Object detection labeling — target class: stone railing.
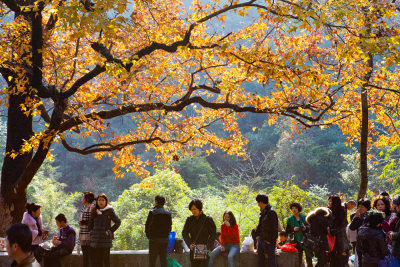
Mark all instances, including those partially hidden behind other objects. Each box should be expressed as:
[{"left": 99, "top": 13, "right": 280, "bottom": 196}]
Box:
[{"left": 0, "top": 250, "right": 299, "bottom": 267}]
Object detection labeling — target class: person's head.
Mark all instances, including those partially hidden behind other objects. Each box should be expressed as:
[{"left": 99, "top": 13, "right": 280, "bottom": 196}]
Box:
[
  {"left": 289, "top": 203, "right": 303, "bottom": 215},
  {"left": 357, "top": 198, "right": 371, "bottom": 214},
  {"left": 96, "top": 193, "right": 109, "bottom": 209},
  {"left": 346, "top": 200, "right": 356, "bottom": 211},
  {"left": 55, "top": 213, "right": 67, "bottom": 228},
  {"left": 392, "top": 195, "right": 400, "bottom": 213},
  {"left": 82, "top": 191, "right": 95, "bottom": 205},
  {"left": 380, "top": 191, "right": 390, "bottom": 199},
  {"left": 366, "top": 210, "right": 385, "bottom": 228},
  {"left": 328, "top": 195, "right": 343, "bottom": 214},
  {"left": 223, "top": 211, "right": 237, "bottom": 227},
  {"left": 25, "top": 202, "right": 41, "bottom": 218},
  {"left": 188, "top": 199, "right": 203, "bottom": 217},
  {"left": 5, "top": 223, "right": 32, "bottom": 260},
  {"left": 155, "top": 195, "right": 166, "bottom": 207},
  {"left": 372, "top": 195, "right": 391, "bottom": 216},
  {"left": 256, "top": 194, "right": 269, "bottom": 209},
  {"left": 279, "top": 231, "right": 288, "bottom": 242}
]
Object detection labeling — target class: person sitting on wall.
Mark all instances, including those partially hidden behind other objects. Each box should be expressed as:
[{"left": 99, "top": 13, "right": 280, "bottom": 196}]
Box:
[{"left": 43, "top": 214, "right": 76, "bottom": 267}]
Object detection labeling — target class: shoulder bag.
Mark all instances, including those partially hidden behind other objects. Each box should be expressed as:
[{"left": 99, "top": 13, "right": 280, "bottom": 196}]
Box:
[{"left": 193, "top": 216, "right": 208, "bottom": 260}]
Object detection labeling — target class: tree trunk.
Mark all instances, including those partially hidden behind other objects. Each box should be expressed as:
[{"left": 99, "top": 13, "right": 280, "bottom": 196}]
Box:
[
  {"left": 0, "top": 92, "right": 33, "bottom": 236},
  {"left": 358, "top": 54, "right": 373, "bottom": 200}
]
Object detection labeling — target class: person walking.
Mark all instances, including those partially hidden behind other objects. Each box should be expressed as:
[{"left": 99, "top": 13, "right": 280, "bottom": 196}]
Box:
[
  {"left": 21, "top": 202, "right": 47, "bottom": 262},
  {"left": 255, "top": 194, "right": 278, "bottom": 267},
  {"left": 5, "top": 223, "right": 40, "bottom": 267},
  {"left": 286, "top": 202, "right": 312, "bottom": 267},
  {"left": 145, "top": 195, "right": 172, "bottom": 267},
  {"left": 182, "top": 199, "right": 217, "bottom": 267},
  {"left": 89, "top": 193, "right": 121, "bottom": 267},
  {"left": 78, "top": 191, "right": 95, "bottom": 267},
  {"left": 305, "top": 207, "right": 332, "bottom": 267},
  {"left": 208, "top": 211, "right": 240, "bottom": 267}
]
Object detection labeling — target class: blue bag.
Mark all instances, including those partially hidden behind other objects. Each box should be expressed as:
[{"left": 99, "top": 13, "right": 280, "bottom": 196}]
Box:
[
  {"left": 167, "top": 232, "right": 176, "bottom": 253},
  {"left": 388, "top": 257, "right": 400, "bottom": 267}
]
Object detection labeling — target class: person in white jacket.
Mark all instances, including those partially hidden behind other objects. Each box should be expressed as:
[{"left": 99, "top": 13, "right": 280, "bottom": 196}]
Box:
[{"left": 21, "top": 202, "right": 48, "bottom": 261}]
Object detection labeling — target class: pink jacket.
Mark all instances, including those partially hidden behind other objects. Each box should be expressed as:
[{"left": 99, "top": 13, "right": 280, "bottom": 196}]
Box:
[{"left": 21, "top": 212, "right": 43, "bottom": 245}]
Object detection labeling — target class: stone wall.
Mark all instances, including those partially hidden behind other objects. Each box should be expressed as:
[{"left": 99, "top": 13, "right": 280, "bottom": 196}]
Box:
[{"left": 0, "top": 250, "right": 299, "bottom": 267}]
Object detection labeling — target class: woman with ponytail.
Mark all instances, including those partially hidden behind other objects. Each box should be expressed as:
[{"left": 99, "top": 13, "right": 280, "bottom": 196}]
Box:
[{"left": 21, "top": 202, "right": 48, "bottom": 261}]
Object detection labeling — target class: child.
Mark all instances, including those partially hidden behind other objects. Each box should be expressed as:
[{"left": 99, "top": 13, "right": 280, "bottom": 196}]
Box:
[
  {"left": 43, "top": 214, "right": 76, "bottom": 267},
  {"left": 277, "top": 231, "right": 288, "bottom": 249}
]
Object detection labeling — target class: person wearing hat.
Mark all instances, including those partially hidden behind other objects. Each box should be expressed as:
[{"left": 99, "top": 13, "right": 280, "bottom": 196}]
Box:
[{"left": 390, "top": 195, "right": 400, "bottom": 262}]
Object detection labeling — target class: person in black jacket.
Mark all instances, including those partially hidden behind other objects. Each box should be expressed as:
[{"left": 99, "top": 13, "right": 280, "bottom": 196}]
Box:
[
  {"left": 390, "top": 195, "right": 400, "bottom": 262},
  {"left": 145, "top": 195, "right": 172, "bottom": 267},
  {"left": 255, "top": 194, "right": 278, "bottom": 267},
  {"left": 328, "top": 195, "right": 350, "bottom": 267},
  {"left": 182, "top": 199, "right": 217, "bottom": 267},
  {"left": 350, "top": 198, "right": 371, "bottom": 267},
  {"left": 305, "top": 207, "right": 332, "bottom": 267},
  {"left": 357, "top": 210, "right": 389, "bottom": 267}
]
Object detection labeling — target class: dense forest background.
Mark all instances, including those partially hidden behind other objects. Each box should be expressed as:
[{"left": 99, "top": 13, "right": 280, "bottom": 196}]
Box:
[{"left": 0, "top": 109, "right": 398, "bottom": 249}]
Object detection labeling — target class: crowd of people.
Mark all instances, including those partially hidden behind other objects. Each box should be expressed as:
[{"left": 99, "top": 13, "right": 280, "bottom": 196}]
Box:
[{"left": 3, "top": 190, "right": 400, "bottom": 267}]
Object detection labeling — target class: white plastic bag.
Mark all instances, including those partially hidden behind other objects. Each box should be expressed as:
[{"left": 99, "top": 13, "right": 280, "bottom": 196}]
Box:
[
  {"left": 241, "top": 235, "right": 254, "bottom": 252},
  {"left": 346, "top": 224, "right": 357, "bottom": 243}
]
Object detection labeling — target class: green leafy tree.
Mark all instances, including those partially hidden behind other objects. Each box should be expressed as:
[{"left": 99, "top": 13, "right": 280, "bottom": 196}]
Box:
[
  {"left": 27, "top": 160, "right": 80, "bottom": 235},
  {"left": 113, "top": 169, "right": 191, "bottom": 250},
  {"left": 268, "top": 180, "right": 326, "bottom": 228}
]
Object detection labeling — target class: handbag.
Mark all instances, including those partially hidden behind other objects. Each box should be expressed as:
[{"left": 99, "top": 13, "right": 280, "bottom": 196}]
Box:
[
  {"left": 192, "top": 217, "right": 208, "bottom": 260},
  {"left": 327, "top": 234, "right": 336, "bottom": 253},
  {"left": 301, "top": 232, "right": 321, "bottom": 253}
]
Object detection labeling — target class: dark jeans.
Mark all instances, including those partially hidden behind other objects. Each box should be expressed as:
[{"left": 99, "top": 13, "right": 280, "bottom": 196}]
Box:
[
  {"left": 149, "top": 240, "right": 168, "bottom": 267},
  {"left": 314, "top": 250, "right": 328, "bottom": 267},
  {"left": 43, "top": 247, "right": 71, "bottom": 267},
  {"left": 91, "top": 247, "right": 110, "bottom": 267},
  {"left": 296, "top": 245, "right": 313, "bottom": 267},
  {"left": 81, "top": 245, "right": 91, "bottom": 267},
  {"left": 257, "top": 239, "right": 277, "bottom": 267}
]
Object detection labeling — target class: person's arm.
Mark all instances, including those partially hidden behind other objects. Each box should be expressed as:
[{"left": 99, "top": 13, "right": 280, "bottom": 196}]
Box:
[
  {"left": 167, "top": 213, "right": 172, "bottom": 233},
  {"left": 207, "top": 216, "right": 217, "bottom": 249},
  {"left": 182, "top": 217, "right": 192, "bottom": 248},
  {"left": 265, "top": 211, "right": 279, "bottom": 243},
  {"left": 286, "top": 218, "right": 294, "bottom": 234},
  {"left": 144, "top": 211, "right": 153, "bottom": 239},
  {"left": 349, "top": 216, "right": 362, "bottom": 231},
  {"left": 109, "top": 209, "right": 121, "bottom": 233}
]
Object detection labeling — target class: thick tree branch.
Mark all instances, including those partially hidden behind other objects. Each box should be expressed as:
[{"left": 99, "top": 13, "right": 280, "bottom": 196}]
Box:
[
  {"left": 60, "top": 135, "right": 185, "bottom": 154},
  {"left": 1, "top": 0, "right": 21, "bottom": 13}
]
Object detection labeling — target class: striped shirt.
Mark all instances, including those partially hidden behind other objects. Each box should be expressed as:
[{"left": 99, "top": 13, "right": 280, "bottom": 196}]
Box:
[{"left": 79, "top": 204, "right": 93, "bottom": 246}]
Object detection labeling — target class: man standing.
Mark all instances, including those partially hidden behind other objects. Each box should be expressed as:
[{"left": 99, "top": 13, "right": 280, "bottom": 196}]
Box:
[
  {"left": 145, "top": 195, "right": 172, "bottom": 267},
  {"left": 255, "top": 194, "right": 278, "bottom": 267},
  {"left": 5, "top": 223, "right": 40, "bottom": 267}
]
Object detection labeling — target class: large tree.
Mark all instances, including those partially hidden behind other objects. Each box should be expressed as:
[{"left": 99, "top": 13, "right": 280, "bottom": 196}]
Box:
[{"left": 0, "top": 0, "right": 399, "bottom": 233}]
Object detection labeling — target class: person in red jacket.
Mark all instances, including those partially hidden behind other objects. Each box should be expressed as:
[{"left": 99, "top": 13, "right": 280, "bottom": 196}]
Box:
[{"left": 208, "top": 211, "right": 240, "bottom": 267}]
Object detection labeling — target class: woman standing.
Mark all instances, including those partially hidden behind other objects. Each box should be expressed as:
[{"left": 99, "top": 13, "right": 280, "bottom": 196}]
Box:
[
  {"left": 21, "top": 202, "right": 47, "bottom": 261},
  {"left": 372, "top": 196, "right": 392, "bottom": 244},
  {"left": 328, "top": 195, "right": 350, "bottom": 267},
  {"left": 208, "top": 211, "right": 240, "bottom": 267},
  {"left": 78, "top": 191, "right": 95, "bottom": 267},
  {"left": 182, "top": 199, "right": 217, "bottom": 267},
  {"left": 89, "top": 193, "right": 121, "bottom": 267},
  {"left": 305, "top": 207, "right": 332, "bottom": 267},
  {"left": 286, "top": 202, "right": 312, "bottom": 267}
]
